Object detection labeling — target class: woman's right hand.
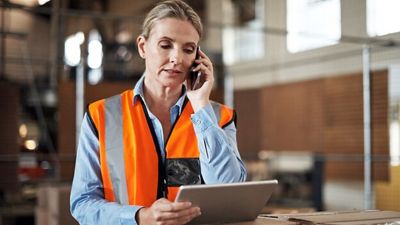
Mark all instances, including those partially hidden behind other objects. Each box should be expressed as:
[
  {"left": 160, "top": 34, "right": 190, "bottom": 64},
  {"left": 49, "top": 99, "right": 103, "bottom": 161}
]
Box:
[
  {"left": 186, "top": 49, "right": 214, "bottom": 113},
  {"left": 136, "top": 198, "right": 201, "bottom": 225}
]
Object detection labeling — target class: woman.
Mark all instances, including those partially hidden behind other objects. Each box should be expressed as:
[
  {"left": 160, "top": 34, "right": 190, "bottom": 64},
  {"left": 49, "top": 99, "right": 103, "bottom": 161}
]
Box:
[{"left": 70, "top": 1, "right": 247, "bottom": 224}]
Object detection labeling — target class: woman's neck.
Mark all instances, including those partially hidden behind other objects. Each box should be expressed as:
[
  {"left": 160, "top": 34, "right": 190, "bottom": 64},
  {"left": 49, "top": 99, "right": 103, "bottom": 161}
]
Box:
[{"left": 143, "top": 76, "right": 182, "bottom": 110}]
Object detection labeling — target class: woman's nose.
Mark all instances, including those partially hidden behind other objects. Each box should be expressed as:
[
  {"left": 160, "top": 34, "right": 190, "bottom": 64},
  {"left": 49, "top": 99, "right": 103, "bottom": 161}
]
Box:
[{"left": 169, "top": 50, "right": 182, "bottom": 64}]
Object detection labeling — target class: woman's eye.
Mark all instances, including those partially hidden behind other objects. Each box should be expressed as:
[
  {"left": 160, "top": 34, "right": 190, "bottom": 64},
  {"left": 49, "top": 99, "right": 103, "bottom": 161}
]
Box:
[
  {"left": 160, "top": 44, "right": 171, "bottom": 49},
  {"left": 184, "top": 48, "right": 195, "bottom": 54}
]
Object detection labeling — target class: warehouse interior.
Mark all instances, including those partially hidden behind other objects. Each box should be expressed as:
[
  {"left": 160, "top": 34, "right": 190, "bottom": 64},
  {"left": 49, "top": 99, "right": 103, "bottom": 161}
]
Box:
[{"left": 1, "top": 0, "right": 400, "bottom": 224}]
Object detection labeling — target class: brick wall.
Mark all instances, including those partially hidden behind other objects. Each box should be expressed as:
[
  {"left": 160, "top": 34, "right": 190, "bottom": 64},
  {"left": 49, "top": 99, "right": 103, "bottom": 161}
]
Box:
[{"left": 235, "top": 70, "right": 389, "bottom": 180}]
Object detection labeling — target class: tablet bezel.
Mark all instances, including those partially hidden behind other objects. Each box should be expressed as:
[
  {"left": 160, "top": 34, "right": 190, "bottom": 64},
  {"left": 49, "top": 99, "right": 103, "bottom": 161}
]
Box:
[{"left": 175, "top": 180, "right": 278, "bottom": 225}]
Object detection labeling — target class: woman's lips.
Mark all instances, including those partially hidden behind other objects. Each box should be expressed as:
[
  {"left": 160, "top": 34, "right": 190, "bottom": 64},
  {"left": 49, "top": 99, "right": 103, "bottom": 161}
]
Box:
[{"left": 164, "top": 69, "right": 183, "bottom": 75}]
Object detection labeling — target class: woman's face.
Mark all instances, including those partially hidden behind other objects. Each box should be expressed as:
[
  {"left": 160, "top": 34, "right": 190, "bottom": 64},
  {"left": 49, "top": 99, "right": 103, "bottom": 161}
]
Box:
[{"left": 138, "top": 18, "right": 200, "bottom": 89}]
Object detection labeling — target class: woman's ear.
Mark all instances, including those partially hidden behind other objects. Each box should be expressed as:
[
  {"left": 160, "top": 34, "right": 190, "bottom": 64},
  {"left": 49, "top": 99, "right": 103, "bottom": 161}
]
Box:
[{"left": 136, "top": 35, "right": 146, "bottom": 59}]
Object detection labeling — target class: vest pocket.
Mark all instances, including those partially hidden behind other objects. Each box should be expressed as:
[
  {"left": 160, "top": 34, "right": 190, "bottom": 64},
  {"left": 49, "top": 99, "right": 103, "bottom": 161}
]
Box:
[{"left": 166, "top": 158, "right": 201, "bottom": 187}]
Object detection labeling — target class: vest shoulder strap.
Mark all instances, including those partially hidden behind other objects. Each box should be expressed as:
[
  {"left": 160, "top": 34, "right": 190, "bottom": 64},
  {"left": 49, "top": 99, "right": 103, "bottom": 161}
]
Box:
[
  {"left": 88, "top": 90, "right": 132, "bottom": 125},
  {"left": 87, "top": 98, "right": 106, "bottom": 135},
  {"left": 209, "top": 101, "right": 236, "bottom": 128}
]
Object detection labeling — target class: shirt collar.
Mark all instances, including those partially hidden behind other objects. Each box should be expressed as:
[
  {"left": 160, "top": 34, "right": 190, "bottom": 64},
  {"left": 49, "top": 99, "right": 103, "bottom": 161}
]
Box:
[{"left": 133, "top": 75, "right": 187, "bottom": 115}]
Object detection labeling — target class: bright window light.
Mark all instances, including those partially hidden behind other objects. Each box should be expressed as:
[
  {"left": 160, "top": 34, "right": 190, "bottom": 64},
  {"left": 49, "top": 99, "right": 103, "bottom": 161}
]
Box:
[
  {"left": 87, "top": 30, "right": 103, "bottom": 69},
  {"left": 389, "top": 65, "right": 400, "bottom": 166},
  {"left": 64, "top": 32, "right": 85, "bottom": 67},
  {"left": 390, "top": 122, "right": 400, "bottom": 166},
  {"left": 88, "top": 68, "right": 103, "bottom": 85},
  {"left": 88, "top": 40, "right": 103, "bottom": 69},
  {"left": 287, "top": 0, "right": 341, "bottom": 53},
  {"left": 87, "top": 30, "right": 103, "bottom": 85},
  {"left": 222, "top": 0, "right": 265, "bottom": 65},
  {"left": 367, "top": 0, "right": 400, "bottom": 36}
]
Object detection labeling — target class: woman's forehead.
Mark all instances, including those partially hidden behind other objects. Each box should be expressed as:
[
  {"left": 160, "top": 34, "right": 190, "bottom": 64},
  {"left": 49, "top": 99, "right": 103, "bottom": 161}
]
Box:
[{"left": 149, "top": 18, "right": 200, "bottom": 43}]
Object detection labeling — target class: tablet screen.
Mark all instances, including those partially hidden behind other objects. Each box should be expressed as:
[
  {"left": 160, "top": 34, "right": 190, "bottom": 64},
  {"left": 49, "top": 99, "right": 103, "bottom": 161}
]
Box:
[{"left": 175, "top": 180, "right": 278, "bottom": 225}]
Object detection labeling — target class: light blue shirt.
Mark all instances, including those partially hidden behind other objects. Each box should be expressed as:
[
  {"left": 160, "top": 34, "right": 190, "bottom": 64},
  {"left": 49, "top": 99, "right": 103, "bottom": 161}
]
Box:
[{"left": 70, "top": 76, "right": 247, "bottom": 225}]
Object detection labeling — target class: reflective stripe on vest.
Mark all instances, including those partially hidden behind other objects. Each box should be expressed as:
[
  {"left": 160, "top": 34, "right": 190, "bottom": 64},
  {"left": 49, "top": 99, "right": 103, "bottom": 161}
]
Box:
[
  {"left": 88, "top": 90, "right": 235, "bottom": 207},
  {"left": 104, "top": 95, "right": 128, "bottom": 205}
]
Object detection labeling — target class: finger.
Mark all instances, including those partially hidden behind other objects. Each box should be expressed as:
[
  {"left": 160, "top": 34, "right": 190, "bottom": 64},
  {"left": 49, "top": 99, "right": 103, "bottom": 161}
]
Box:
[
  {"left": 198, "top": 48, "right": 211, "bottom": 62},
  {"left": 193, "top": 64, "right": 212, "bottom": 76},
  {"left": 156, "top": 201, "right": 192, "bottom": 212},
  {"left": 152, "top": 198, "right": 174, "bottom": 212},
  {"left": 175, "top": 213, "right": 200, "bottom": 225},
  {"left": 197, "top": 50, "right": 213, "bottom": 69},
  {"left": 156, "top": 207, "right": 201, "bottom": 224},
  {"left": 169, "top": 201, "right": 194, "bottom": 212},
  {"left": 195, "top": 58, "right": 213, "bottom": 70},
  {"left": 175, "top": 207, "right": 202, "bottom": 224}
]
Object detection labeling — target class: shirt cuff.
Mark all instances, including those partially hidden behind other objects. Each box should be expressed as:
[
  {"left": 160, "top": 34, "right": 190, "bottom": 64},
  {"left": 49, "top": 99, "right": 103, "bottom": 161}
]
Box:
[
  {"left": 190, "top": 103, "right": 218, "bottom": 132},
  {"left": 120, "top": 205, "right": 142, "bottom": 225}
]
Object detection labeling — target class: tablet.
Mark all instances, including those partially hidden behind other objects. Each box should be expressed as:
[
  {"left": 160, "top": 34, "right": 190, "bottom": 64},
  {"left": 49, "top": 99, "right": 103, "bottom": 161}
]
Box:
[{"left": 175, "top": 180, "right": 278, "bottom": 225}]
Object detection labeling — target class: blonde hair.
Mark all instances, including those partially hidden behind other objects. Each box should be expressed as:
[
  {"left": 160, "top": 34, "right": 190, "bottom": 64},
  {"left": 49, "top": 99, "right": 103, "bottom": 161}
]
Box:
[{"left": 141, "top": 0, "right": 203, "bottom": 39}]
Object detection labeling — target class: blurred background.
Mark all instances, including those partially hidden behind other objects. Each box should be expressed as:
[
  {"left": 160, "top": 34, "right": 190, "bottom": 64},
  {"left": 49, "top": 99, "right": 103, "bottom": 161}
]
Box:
[{"left": 0, "top": 0, "right": 400, "bottom": 224}]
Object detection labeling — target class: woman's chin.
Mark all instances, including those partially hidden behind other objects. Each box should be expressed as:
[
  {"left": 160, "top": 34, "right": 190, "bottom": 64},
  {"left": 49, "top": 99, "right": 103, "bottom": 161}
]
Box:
[{"left": 161, "top": 79, "right": 184, "bottom": 89}]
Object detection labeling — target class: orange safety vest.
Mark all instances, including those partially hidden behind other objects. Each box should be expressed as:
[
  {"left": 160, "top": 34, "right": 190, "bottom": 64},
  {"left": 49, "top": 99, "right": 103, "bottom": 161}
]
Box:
[{"left": 88, "top": 90, "right": 235, "bottom": 207}]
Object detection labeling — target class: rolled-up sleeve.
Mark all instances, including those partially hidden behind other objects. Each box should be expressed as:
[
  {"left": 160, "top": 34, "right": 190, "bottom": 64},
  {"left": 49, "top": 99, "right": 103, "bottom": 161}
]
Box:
[{"left": 190, "top": 103, "right": 247, "bottom": 184}]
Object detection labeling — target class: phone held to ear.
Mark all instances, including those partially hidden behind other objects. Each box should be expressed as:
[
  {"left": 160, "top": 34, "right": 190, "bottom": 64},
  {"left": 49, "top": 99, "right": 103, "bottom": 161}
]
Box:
[{"left": 189, "top": 47, "right": 202, "bottom": 90}]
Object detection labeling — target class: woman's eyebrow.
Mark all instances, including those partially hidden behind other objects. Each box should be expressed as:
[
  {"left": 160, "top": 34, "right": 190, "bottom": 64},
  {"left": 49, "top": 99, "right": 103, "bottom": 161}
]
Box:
[
  {"left": 158, "top": 36, "right": 174, "bottom": 41},
  {"left": 158, "top": 36, "right": 197, "bottom": 46}
]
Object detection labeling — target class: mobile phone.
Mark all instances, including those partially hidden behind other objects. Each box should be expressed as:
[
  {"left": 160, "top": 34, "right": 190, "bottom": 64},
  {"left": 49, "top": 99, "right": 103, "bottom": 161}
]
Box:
[{"left": 189, "top": 47, "right": 201, "bottom": 90}]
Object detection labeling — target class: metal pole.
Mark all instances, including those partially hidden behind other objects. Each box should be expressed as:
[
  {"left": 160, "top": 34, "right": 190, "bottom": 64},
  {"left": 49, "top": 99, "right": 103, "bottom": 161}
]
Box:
[
  {"left": 362, "top": 44, "right": 372, "bottom": 209},
  {"left": 49, "top": 0, "right": 60, "bottom": 88},
  {"left": 224, "top": 74, "right": 234, "bottom": 108},
  {"left": 76, "top": 59, "right": 85, "bottom": 149},
  {"left": 0, "top": 2, "right": 6, "bottom": 79}
]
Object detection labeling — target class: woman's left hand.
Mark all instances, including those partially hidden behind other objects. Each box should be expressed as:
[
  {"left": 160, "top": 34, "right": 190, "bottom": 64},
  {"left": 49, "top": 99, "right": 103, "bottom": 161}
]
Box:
[{"left": 186, "top": 48, "right": 214, "bottom": 112}]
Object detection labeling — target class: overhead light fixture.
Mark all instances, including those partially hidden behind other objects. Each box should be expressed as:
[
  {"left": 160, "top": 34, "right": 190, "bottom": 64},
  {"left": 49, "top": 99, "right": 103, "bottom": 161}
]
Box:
[
  {"left": 116, "top": 30, "right": 132, "bottom": 44},
  {"left": 19, "top": 124, "right": 28, "bottom": 138},
  {"left": 38, "top": 0, "right": 51, "bottom": 5},
  {"left": 24, "top": 139, "right": 37, "bottom": 151}
]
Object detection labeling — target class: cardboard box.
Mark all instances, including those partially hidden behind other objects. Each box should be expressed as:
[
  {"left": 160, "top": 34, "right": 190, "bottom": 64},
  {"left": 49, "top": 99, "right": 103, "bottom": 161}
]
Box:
[
  {"left": 37, "top": 185, "right": 51, "bottom": 209},
  {"left": 227, "top": 217, "right": 299, "bottom": 225},
  {"left": 35, "top": 207, "right": 49, "bottom": 225},
  {"left": 36, "top": 184, "right": 78, "bottom": 225},
  {"left": 47, "top": 186, "right": 70, "bottom": 215},
  {"left": 261, "top": 210, "right": 400, "bottom": 225}
]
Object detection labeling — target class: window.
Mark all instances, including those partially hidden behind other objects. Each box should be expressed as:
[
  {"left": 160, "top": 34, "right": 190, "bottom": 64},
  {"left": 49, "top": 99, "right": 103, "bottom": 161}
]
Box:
[
  {"left": 389, "top": 65, "right": 400, "bottom": 166},
  {"left": 223, "top": 0, "right": 265, "bottom": 64},
  {"left": 87, "top": 29, "right": 103, "bottom": 85},
  {"left": 287, "top": 0, "right": 341, "bottom": 53},
  {"left": 64, "top": 32, "right": 85, "bottom": 67},
  {"left": 367, "top": 0, "right": 400, "bottom": 36}
]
